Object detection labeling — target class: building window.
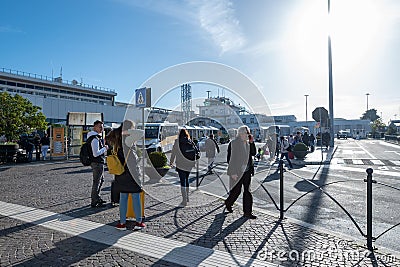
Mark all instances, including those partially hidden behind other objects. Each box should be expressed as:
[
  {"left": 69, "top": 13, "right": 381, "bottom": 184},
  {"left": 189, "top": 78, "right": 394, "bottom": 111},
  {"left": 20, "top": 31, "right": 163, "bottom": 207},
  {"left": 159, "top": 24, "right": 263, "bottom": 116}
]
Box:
[
  {"left": 250, "top": 118, "right": 255, "bottom": 124},
  {"left": 242, "top": 118, "right": 247, "bottom": 124}
]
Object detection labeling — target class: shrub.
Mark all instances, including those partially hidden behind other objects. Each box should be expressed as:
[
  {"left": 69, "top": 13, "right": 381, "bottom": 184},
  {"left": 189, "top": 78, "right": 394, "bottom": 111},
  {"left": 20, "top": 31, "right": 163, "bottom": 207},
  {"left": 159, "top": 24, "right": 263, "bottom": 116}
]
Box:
[
  {"left": 293, "top": 142, "right": 308, "bottom": 151},
  {"left": 148, "top": 151, "right": 168, "bottom": 168}
]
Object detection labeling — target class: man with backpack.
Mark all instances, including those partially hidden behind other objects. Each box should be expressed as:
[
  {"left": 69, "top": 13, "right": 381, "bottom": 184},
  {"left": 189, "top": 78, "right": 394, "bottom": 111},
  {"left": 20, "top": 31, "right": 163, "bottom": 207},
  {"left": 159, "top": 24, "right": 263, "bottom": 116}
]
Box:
[{"left": 87, "top": 120, "right": 108, "bottom": 207}]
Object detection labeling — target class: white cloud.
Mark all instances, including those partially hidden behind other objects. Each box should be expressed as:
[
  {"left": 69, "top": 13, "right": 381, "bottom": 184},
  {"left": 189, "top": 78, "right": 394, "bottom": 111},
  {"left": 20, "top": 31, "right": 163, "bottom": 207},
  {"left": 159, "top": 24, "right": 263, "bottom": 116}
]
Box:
[{"left": 187, "top": 0, "right": 246, "bottom": 54}]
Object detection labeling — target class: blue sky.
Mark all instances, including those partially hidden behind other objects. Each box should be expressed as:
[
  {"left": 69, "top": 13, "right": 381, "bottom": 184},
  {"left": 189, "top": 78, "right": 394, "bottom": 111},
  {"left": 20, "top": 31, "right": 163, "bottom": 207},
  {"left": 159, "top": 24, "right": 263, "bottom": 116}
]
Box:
[{"left": 1, "top": 0, "right": 399, "bottom": 123}]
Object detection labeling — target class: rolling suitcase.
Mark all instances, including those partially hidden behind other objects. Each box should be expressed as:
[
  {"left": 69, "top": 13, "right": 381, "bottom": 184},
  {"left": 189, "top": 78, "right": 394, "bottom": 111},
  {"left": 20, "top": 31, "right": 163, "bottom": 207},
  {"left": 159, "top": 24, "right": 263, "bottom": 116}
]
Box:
[{"left": 126, "top": 191, "right": 145, "bottom": 219}]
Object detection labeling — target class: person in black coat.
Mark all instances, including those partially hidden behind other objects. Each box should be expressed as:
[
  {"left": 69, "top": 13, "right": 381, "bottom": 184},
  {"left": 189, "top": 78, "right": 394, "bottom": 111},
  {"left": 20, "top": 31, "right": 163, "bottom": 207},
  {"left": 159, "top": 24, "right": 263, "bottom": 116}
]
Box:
[
  {"left": 225, "top": 125, "right": 257, "bottom": 219},
  {"left": 170, "top": 129, "right": 199, "bottom": 206},
  {"left": 107, "top": 120, "right": 145, "bottom": 231}
]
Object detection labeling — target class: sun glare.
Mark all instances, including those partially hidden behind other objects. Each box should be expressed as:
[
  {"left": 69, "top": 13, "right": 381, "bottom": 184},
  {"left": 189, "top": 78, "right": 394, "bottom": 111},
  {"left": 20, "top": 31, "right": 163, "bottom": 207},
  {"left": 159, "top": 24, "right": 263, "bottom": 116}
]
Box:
[{"left": 287, "top": 0, "right": 384, "bottom": 74}]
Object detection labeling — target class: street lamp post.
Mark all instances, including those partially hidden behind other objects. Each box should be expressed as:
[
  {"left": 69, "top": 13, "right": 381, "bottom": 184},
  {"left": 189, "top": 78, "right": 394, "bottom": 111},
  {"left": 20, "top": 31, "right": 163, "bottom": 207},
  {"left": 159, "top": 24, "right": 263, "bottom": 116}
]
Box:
[
  {"left": 304, "top": 94, "right": 309, "bottom": 122},
  {"left": 366, "top": 93, "right": 370, "bottom": 111},
  {"left": 328, "top": 0, "right": 334, "bottom": 147}
]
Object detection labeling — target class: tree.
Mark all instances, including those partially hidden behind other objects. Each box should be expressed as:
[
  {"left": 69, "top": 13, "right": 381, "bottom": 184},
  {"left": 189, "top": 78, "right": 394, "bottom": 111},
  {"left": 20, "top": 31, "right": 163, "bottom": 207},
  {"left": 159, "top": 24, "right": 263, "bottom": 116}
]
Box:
[
  {"left": 0, "top": 92, "right": 47, "bottom": 141},
  {"left": 371, "top": 118, "right": 386, "bottom": 137},
  {"left": 360, "top": 109, "right": 380, "bottom": 122}
]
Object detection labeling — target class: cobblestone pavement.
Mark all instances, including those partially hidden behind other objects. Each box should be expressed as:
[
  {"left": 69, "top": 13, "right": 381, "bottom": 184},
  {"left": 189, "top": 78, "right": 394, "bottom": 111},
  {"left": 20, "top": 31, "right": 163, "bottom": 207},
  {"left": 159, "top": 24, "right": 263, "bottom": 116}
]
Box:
[{"left": 0, "top": 160, "right": 399, "bottom": 266}]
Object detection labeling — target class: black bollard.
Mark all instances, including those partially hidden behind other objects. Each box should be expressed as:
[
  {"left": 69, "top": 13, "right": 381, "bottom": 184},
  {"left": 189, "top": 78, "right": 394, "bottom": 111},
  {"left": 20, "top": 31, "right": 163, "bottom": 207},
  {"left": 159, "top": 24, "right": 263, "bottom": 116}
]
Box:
[
  {"left": 365, "top": 168, "right": 376, "bottom": 251},
  {"left": 279, "top": 159, "right": 284, "bottom": 220}
]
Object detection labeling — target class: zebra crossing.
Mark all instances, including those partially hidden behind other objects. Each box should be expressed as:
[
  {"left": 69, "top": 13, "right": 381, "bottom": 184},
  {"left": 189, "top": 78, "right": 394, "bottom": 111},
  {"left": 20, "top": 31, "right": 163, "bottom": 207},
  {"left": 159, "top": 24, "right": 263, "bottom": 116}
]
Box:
[{"left": 338, "top": 158, "right": 400, "bottom": 166}]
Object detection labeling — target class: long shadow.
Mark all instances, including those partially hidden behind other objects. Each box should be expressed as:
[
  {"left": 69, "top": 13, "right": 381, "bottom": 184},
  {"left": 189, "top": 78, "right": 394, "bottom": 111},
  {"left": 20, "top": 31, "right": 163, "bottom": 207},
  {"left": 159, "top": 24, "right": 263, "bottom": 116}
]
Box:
[
  {"left": 65, "top": 169, "right": 93, "bottom": 174},
  {"left": 250, "top": 219, "right": 282, "bottom": 260},
  {"left": 284, "top": 161, "right": 332, "bottom": 265},
  {"left": 151, "top": 210, "right": 249, "bottom": 267}
]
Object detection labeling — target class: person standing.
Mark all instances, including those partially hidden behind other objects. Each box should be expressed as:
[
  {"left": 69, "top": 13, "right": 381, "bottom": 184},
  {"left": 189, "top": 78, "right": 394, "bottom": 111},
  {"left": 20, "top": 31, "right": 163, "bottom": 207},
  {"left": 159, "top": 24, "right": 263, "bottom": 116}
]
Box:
[
  {"left": 34, "top": 133, "right": 41, "bottom": 161},
  {"left": 87, "top": 120, "right": 108, "bottom": 208},
  {"left": 322, "top": 131, "right": 331, "bottom": 149},
  {"left": 40, "top": 133, "right": 50, "bottom": 160},
  {"left": 107, "top": 120, "right": 145, "bottom": 230},
  {"left": 309, "top": 133, "right": 316, "bottom": 152},
  {"left": 266, "top": 135, "right": 275, "bottom": 161},
  {"left": 170, "top": 129, "right": 199, "bottom": 207},
  {"left": 225, "top": 125, "right": 257, "bottom": 219},
  {"left": 278, "top": 136, "right": 293, "bottom": 170},
  {"left": 275, "top": 134, "right": 280, "bottom": 160},
  {"left": 205, "top": 133, "right": 220, "bottom": 174}
]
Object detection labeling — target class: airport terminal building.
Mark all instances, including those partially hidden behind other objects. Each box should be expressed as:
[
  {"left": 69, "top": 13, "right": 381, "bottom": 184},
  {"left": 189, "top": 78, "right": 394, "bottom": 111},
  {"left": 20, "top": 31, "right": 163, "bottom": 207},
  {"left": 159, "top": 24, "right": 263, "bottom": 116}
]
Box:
[{"left": 0, "top": 68, "right": 128, "bottom": 125}]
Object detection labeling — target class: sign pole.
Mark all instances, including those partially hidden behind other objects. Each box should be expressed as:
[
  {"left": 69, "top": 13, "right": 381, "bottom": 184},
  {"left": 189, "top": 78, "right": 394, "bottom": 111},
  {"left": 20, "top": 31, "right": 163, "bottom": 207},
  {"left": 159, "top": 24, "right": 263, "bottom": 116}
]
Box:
[
  {"left": 142, "top": 107, "right": 145, "bottom": 184},
  {"left": 135, "top": 87, "right": 151, "bottom": 185}
]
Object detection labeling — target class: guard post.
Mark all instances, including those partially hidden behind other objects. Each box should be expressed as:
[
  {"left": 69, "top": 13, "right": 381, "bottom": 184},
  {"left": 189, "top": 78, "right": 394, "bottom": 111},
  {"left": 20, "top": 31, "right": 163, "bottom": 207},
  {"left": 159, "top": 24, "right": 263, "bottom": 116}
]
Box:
[
  {"left": 279, "top": 159, "right": 284, "bottom": 220},
  {"left": 364, "top": 168, "right": 376, "bottom": 251}
]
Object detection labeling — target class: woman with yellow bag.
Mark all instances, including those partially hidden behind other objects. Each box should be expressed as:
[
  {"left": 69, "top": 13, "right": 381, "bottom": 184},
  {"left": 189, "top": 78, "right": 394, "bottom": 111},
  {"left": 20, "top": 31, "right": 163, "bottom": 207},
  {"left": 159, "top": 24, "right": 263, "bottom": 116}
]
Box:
[{"left": 106, "top": 120, "right": 145, "bottom": 231}]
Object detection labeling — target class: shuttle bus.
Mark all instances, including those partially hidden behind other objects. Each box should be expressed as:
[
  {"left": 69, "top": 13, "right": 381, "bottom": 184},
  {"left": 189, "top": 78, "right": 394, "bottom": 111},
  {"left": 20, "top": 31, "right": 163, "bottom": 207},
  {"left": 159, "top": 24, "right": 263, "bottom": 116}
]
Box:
[{"left": 137, "top": 122, "right": 179, "bottom": 152}]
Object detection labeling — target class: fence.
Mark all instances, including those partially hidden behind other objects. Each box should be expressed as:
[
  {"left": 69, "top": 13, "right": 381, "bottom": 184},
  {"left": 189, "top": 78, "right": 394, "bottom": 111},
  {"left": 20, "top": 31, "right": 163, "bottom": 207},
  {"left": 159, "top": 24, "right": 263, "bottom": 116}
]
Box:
[
  {"left": 260, "top": 160, "right": 400, "bottom": 251},
  {"left": 385, "top": 135, "right": 400, "bottom": 145}
]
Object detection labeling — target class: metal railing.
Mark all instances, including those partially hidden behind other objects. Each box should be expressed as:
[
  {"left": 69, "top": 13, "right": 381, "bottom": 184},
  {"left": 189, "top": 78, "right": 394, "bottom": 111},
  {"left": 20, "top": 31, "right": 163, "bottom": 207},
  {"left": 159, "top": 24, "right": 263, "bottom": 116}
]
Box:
[
  {"left": 1, "top": 67, "right": 115, "bottom": 93},
  {"left": 261, "top": 160, "right": 400, "bottom": 251}
]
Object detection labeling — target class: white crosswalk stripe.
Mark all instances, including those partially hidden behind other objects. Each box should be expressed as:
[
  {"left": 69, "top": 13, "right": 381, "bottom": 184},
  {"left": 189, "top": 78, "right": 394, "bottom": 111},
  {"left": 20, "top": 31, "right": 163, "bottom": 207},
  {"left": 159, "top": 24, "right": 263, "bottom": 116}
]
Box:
[
  {"left": 390, "top": 160, "right": 400, "bottom": 166},
  {"left": 370, "top": 160, "right": 384, "bottom": 165},
  {"left": 352, "top": 159, "right": 364, "bottom": 165}
]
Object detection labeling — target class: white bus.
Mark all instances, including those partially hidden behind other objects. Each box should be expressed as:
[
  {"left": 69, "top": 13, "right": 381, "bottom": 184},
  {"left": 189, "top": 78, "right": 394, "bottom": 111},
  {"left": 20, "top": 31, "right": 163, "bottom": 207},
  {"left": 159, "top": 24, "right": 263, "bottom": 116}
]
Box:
[{"left": 137, "top": 122, "right": 179, "bottom": 152}]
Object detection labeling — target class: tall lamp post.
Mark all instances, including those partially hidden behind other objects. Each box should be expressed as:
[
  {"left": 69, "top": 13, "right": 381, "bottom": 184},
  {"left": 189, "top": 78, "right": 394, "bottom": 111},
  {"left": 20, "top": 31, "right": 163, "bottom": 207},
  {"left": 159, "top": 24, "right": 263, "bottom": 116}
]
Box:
[
  {"left": 328, "top": 0, "right": 334, "bottom": 147},
  {"left": 366, "top": 93, "right": 370, "bottom": 111},
  {"left": 304, "top": 94, "right": 309, "bottom": 122}
]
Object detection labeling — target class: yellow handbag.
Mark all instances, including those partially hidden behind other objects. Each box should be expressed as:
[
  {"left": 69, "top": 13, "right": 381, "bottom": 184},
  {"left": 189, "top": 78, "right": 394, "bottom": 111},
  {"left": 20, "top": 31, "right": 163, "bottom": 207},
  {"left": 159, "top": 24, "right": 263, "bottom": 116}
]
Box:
[{"left": 107, "top": 148, "right": 130, "bottom": 175}]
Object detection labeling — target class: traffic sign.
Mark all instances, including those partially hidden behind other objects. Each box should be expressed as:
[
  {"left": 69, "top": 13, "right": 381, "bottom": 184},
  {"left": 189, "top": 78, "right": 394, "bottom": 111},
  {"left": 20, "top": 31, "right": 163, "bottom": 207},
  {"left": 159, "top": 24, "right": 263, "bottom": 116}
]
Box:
[
  {"left": 312, "top": 107, "right": 329, "bottom": 126},
  {"left": 135, "top": 88, "right": 151, "bottom": 108}
]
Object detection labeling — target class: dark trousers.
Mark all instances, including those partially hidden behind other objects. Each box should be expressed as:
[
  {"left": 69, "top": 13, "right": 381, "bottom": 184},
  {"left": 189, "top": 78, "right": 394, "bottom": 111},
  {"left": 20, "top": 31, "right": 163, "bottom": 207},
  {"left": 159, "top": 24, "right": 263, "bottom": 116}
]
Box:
[
  {"left": 279, "top": 152, "right": 293, "bottom": 168},
  {"left": 225, "top": 170, "right": 253, "bottom": 215},
  {"left": 177, "top": 169, "right": 190, "bottom": 187},
  {"left": 90, "top": 162, "right": 104, "bottom": 205}
]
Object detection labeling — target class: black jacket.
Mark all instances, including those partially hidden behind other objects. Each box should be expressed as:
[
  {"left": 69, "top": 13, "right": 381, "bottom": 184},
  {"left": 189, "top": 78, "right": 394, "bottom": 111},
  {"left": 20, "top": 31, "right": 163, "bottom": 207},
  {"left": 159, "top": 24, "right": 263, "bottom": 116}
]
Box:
[
  {"left": 170, "top": 137, "right": 198, "bottom": 172},
  {"left": 114, "top": 145, "right": 142, "bottom": 193}
]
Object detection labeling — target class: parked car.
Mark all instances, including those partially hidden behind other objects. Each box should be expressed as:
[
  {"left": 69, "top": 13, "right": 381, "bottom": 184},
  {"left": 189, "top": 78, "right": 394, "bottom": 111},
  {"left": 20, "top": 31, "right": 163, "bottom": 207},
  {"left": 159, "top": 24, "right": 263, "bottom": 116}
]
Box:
[{"left": 337, "top": 130, "right": 350, "bottom": 139}]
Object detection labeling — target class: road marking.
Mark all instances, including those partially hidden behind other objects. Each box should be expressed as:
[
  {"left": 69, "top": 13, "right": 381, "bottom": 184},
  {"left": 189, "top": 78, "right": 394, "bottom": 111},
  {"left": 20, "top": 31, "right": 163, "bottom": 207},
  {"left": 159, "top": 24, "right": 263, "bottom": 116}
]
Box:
[
  {"left": 352, "top": 159, "right": 364, "bottom": 165},
  {"left": 354, "top": 142, "right": 376, "bottom": 159},
  {"left": 0, "top": 201, "right": 272, "bottom": 267},
  {"left": 370, "top": 160, "right": 385, "bottom": 165},
  {"left": 390, "top": 160, "right": 400, "bottom": 166}
]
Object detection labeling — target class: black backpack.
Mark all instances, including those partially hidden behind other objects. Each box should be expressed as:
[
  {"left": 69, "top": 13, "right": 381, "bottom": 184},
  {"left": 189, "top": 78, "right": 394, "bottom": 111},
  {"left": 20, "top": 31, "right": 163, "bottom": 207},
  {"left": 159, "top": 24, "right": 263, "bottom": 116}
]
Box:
[
  {"left": 180, "top": 139, "right": 200, "bottom": 161},
  {"left": 79, "top": 135, "right": 97, "bottom": 166}
]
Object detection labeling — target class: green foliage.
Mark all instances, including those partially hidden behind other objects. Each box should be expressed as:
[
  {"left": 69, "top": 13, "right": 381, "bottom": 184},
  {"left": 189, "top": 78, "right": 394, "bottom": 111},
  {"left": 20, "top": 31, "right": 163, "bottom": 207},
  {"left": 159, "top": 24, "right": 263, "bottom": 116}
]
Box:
[
  {"left": 148, "top": 151, "right": 168, "bottom": 168},
  {"left": 293, "top": 142, "right": 308, "bottom": 151},
  {"left": 360, "top": 109, "right": 380, "bottom": 122},
  {"left": 371, "top": 118, "right": 386, "bottom": 134},
  {"left": 0, "top": 92, "right": 47, "bottom": 141}
]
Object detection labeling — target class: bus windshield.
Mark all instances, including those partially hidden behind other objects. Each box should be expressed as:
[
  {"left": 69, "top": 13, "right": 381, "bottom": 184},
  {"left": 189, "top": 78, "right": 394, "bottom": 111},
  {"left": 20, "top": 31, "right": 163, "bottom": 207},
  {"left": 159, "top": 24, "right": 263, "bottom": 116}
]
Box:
[{"left": 145, "top": 126, "right": 159, "bottom": 139}]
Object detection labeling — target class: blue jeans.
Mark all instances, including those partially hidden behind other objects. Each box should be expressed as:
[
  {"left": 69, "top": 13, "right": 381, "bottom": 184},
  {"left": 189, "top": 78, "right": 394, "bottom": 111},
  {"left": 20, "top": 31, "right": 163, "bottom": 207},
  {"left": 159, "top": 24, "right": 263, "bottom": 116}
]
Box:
[
  {"left": 177, "top": 169, "right": 190, "bottom": 187},
  {"left": 119, "top": 192, "right": 142, "bottom": 224}
]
